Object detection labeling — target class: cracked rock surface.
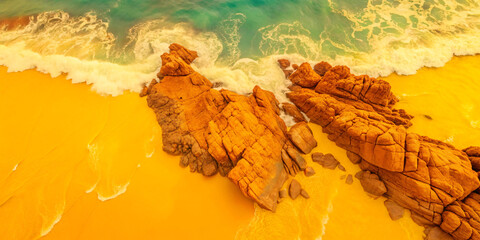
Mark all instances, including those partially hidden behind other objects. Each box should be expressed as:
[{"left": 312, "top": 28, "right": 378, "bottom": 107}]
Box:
[
  {"left": 285, "top": 61, "right": 480, "bottom": 239},
  {"left": 145, "top": 44, "right": 317, "bottom": 211}
]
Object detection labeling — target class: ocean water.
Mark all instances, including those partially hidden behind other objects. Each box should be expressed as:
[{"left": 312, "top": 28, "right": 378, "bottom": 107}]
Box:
[{"left": 0, "top": 0, "right": 479, "bottom": 98}]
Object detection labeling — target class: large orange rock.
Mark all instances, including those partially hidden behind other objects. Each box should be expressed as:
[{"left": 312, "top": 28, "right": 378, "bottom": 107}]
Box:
[
  {"left": 286, "top": 61, "right": 480, "bottom": 239},
  {"left": 147, "top": 44, "right": 291, "bottom": 211}
]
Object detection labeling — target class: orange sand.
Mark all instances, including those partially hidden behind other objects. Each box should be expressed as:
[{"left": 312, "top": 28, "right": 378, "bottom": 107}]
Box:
[
  {"left": 0, "top": 67, "right": 253, "bottom": 240},
  {"left": 2, "top": 55, "right": 479, "bottom": 240}
]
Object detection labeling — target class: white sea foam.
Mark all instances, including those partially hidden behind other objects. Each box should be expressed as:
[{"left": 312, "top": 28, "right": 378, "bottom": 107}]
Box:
[
  {"left": 1, "top": 2, "right": 480, "bottom": 111},
  {"left": 0, "top": 44, "right": 157, "bottom": 95}
]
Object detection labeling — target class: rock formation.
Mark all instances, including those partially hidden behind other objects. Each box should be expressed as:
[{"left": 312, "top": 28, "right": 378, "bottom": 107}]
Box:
[
  {"left": 143, "top": 44, "right": 480, "bottom": 239},
  {"left": 144, "top": 44, "right": 317, "bottom": 211},
  {"left": 282, "top": 59, "right": 480, "bottom": 239}
]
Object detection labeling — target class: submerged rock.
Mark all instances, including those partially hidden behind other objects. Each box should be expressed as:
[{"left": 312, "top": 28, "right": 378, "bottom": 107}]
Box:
[
  {"left": 345, "top": 174, "right": 353, "bottom": 185},
  {"left": 384, "top": 199, "right": 405, "bottom": 220},
  {"left": 425, "top": 227, "right": 454, "bottom": 240},
  {"left": 312, "top": 152, "right": 339, "bottom": 170},
  {"left": 300, "top": 189, "right": 310, "bottom": 199}
]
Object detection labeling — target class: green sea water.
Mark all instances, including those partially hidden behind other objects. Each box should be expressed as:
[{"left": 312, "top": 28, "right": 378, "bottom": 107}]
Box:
[
  {"left": 1, "top": 0, "right": 478, "bottom": 65},
  {"left": 0, "top": 0, "right": 479, "bottom": 96}
]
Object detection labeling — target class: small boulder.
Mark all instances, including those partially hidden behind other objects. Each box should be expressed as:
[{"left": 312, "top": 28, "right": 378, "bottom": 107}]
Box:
[
  {"left": 304, "top": 166, "right": 315, "bottom": 177},
  {"left": 287, "top": 122, "right": 317, "bottom": 154},
  {"left": 289, "top": 62, "right": 322, "bottom": 88},
  {"left": 313, "top": 61, "right": 332, "bottom": 76},
  {"left": 289, "top": 179, "right": 302, "bottom": 199},
  {"left": 300, "top": 189, "right": 310, "bottom": 199},
  {"left": 278, "top": 59, "right": 291, "bottom": 69},
  {"left": 345, "top": 174, "right": 353, "bottom": 185},
  {"left": 279, "top": 189, "right": 287, "bottom": 199}
]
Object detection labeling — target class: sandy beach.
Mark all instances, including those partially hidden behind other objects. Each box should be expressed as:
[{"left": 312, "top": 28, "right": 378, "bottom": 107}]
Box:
[{"left": 10, "top": 54, "right": 480, "bottom": 239}]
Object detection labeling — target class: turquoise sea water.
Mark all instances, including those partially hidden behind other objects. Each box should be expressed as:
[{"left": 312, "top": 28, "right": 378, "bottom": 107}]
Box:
[{"left": 0, "top": 0, "right": 479, "bottom": 96}]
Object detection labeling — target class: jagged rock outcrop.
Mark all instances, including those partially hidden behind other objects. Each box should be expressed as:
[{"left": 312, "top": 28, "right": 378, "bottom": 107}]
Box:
[
  {"left": 146, "top": 44, "right": 290, "bottom": 211},
  {"left": 145, "top": 44, "right": 319, "bottom": 211},
  {"left": 284, "top": 61, "right": 480, "bottom": 239}
]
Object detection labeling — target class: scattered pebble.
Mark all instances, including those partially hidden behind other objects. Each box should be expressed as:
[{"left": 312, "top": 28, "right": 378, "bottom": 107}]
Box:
[
  {"left": 304, "top": 166, "right": 316, "bottom": 177},
  {"left": 279, "top": 189, "right": 287, "bottom": 199},
  {"left": 300, "top": 189, "right": 310, "bottom": 199},
  {"left": 289, "top": 179, "right": 302, "bottom": 199},
  {"left": 345, "top": 174, "right": 353, "bottom": 185}
]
